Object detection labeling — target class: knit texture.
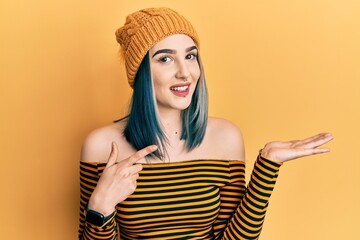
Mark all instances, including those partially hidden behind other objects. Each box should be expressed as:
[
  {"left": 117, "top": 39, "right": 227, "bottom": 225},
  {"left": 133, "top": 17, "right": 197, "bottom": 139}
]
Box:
[{"left": 115, "top": 7, "right": 200, "bottom": 88}]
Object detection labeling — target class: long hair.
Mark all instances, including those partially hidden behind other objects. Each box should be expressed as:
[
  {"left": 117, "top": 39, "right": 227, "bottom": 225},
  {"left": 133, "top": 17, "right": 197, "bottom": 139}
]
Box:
[{"left": 122, "top": 52, "right": 208, "bottom": 160}]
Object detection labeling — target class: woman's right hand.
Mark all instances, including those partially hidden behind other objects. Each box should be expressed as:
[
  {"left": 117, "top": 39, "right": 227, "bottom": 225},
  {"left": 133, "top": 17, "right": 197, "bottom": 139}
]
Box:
[{"left": 88, "top": 142, "right": 157, "bottom": 216}]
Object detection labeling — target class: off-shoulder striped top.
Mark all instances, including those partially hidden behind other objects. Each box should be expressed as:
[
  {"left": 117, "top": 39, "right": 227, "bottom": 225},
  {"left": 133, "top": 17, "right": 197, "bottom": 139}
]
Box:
[{"left": 79, "top": 156, "right": 281, "bottom": 239}]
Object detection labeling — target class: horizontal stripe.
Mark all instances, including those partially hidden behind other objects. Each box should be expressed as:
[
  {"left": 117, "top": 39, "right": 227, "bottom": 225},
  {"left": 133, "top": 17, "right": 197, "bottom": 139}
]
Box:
[{"left": 79, "top": 157, "right": 281, "bottom": 239}]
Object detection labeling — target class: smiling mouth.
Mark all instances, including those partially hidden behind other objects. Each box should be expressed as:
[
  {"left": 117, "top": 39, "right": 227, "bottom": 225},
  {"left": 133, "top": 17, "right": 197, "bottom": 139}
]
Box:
[
  {"left": 170, "top": 84, "right": 190, "bottom": 97},
  {"left": 170, "top": 85, "right": 189, "bottom": 92}
]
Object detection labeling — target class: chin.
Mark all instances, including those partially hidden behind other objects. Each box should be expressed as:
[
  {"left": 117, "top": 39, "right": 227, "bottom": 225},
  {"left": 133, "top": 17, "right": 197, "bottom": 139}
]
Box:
[
  {"left": 175, "top": 104, "right": 192, "bottom": 111},
  {"left": 179, "top": 98, "right": 193, "bottom": 109},
  {"left": 158, "top": 95, "right": 194, "bottom": 111},
  {"left": 169, "top": 100, "right": 192, "bottom": 111}
]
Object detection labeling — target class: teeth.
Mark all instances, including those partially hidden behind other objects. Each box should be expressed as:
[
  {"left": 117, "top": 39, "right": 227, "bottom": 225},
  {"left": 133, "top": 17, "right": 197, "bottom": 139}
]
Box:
[{"left": 170, "top": 85, "right": 189, "bottom": 92}]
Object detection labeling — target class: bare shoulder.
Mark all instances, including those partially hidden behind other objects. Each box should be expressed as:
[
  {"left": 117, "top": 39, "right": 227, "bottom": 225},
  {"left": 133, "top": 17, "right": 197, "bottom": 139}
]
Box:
[
  {"left": 205, "top": 117, "right": 245, "bottom": 161},
  {"left": 81, "top": 121, "right": 135, "bottom": 163},
  {"left": 207, "top": 117, "right": 244, "bottom": 144}
]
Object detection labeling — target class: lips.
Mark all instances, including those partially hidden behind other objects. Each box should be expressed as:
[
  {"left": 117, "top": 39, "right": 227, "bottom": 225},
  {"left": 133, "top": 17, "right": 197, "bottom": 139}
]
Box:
[{"left": 170, "top": 83, "right": 190, "bottom": 97}]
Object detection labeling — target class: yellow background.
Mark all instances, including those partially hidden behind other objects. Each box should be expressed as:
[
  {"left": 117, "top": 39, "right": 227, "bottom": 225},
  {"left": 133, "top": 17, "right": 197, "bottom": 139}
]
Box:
[{"left": 1, "top": 0, "right": 359, "bottom": 239}]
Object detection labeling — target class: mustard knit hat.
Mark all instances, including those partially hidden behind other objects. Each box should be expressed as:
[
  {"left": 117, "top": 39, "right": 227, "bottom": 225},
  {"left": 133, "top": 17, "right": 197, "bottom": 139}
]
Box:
[{"left": 115, "top": 7, "right": 200, "bottom": 88}]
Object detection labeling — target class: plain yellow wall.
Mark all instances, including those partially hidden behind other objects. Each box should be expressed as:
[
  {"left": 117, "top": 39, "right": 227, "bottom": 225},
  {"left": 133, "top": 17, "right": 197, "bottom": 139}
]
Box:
[{"left": 0, "top": 0, "right": 359, "bottom": 239}]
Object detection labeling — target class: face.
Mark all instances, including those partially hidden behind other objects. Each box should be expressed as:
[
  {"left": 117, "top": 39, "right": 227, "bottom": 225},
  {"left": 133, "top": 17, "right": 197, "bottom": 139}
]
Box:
[{"left": 149, "top": 34, "right": 200, "bottom": 114}]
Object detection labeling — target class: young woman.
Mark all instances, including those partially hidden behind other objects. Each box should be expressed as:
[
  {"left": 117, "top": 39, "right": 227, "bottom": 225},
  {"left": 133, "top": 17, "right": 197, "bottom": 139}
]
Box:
[{"left": 78, "top": 8, "right": 333, "bottom": 240}]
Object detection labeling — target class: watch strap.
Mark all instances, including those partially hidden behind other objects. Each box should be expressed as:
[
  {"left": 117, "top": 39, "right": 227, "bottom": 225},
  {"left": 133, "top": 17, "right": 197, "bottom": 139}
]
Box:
[{"left": 85, "top": 204, "right": 115, "bottom": 227}]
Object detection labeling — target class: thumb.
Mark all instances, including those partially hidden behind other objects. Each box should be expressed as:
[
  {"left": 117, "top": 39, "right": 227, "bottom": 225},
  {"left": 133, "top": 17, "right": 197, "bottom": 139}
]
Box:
[{"left": 106, "top": 142, "right": 118, "bottom": 167}]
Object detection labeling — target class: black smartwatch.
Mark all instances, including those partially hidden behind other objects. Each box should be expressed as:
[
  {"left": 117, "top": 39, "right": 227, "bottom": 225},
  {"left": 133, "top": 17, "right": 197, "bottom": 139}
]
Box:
[
  {"left": 86, "top": 208, "right": 106, "bottom": 226},
  {"left": 85, "top": 204, "right": 114, "bottom": 227}
]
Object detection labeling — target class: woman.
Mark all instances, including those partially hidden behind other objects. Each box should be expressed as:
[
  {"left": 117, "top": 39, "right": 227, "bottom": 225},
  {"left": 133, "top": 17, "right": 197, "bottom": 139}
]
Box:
[{"left": 78, "top": 8, "right": 333, "bottom": 239}]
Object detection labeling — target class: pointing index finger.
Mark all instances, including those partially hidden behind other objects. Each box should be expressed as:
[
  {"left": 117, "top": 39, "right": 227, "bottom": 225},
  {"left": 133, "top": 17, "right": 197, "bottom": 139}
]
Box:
[{"left": 128, "top": 145, "right": 158, "bottom": 165}]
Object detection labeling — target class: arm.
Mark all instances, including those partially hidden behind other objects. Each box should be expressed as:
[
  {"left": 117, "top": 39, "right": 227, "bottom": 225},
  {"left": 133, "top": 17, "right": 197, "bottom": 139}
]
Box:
[
  {"left": 217, "top": 156, "right": 281, "bottom": 239},
  {"left": 214, "top": 132, "right": 333, "bottom": 239},
  {"left": 79, "top": 162, "right": 118, "bottom": 239},
  {"left": 78, "top": 129, "right": 157, "bottom": 240}
]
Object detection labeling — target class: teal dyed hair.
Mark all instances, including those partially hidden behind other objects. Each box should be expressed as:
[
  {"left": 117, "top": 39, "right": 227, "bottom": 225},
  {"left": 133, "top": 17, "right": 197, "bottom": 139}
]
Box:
[{"left": 123, "top": 52, "right": 208, "bottom": 160}]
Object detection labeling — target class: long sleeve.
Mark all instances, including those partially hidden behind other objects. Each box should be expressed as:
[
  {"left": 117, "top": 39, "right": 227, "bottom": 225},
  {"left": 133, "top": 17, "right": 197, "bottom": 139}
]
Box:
[
  {"left": 78, "top": 162, "right": 118, "bottom": 240},
  {"left": 215, "top": 155, "right": 282, "bottom": 240}
]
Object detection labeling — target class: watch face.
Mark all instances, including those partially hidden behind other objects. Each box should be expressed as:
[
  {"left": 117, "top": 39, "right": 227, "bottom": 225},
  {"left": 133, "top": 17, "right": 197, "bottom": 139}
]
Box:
[{"left": 86, "top": 210, "right": 105, "bottom": 226}]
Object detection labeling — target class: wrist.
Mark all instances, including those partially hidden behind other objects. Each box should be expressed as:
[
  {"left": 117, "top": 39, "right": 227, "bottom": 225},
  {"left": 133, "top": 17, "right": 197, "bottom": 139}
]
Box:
[
  {"left": 259, "top": 148, "right": 282, "bottom": 164},
  {"left": 85, "top": 203, "right": 115, "bottom": 227},
  {"left": 88, "top": 196, "right": 115, "bottom": 216}
]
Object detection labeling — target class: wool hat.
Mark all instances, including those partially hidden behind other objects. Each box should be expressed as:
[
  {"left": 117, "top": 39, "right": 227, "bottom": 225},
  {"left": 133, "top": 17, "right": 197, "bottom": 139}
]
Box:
[{"left": 115, "top": 7, "right": 200, "bottom": 88}]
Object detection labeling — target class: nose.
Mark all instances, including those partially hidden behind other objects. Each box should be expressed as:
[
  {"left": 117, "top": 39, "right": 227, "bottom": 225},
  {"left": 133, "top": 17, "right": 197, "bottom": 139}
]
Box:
[{"left": 175, "top": 60, "right": 190, "bottom": 81}]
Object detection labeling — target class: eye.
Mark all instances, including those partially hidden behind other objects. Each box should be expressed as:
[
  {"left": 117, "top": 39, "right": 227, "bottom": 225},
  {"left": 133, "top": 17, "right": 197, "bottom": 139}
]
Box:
[
  {"left": 158, "top": 55, "right": 172, "bottom": 63},
  {"left": 186, "top": 53, "right": 198, "bottom": 60}
]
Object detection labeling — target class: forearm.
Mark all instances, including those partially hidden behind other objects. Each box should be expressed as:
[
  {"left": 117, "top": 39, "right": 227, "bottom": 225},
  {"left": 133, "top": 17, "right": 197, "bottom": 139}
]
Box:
[
  {"left": 79, "top": 162, "right": 118, "bottom": 239},
  {"left": 221, "top": 155, "right": 281, "bottom": 239}
]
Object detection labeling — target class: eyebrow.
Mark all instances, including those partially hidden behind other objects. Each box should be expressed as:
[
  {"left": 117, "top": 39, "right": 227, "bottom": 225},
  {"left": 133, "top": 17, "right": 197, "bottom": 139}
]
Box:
[{"left": 151, "top": 46, "right": 198, "bottom": 58}]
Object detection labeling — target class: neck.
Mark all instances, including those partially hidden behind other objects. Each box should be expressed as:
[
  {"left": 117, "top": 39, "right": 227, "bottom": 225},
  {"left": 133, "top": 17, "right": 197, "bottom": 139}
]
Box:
[
  {"left": 157, "top": 108, "right": 183, "bottom": 138},
  {"left": 157, "top": 108, "right": 188, "bottom": 159}
]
